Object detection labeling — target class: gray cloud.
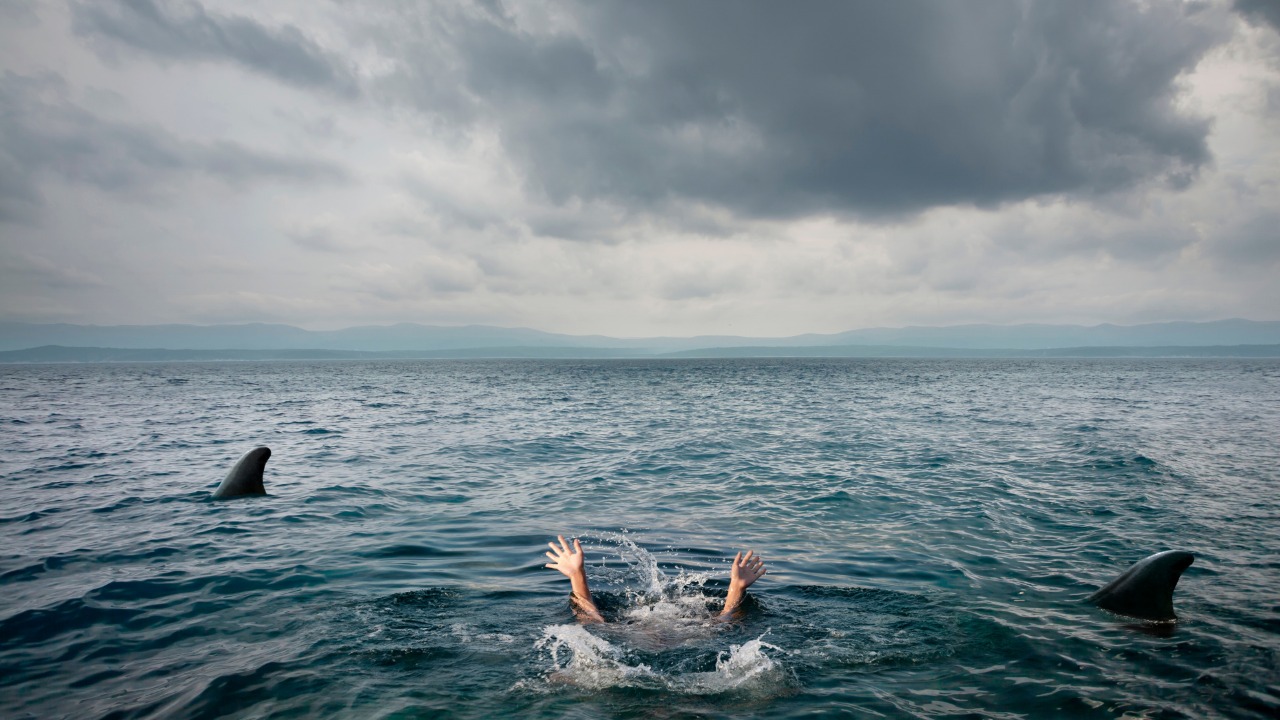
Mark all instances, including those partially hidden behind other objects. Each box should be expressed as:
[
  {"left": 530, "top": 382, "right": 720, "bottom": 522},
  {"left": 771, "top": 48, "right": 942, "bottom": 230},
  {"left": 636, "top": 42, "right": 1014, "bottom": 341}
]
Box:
[
  {"left": 374, "top": 0, "right": 1228, "bottom": 220},
  {"left": 2, "top": 0, "right": 1276, "bottom": 332},
  {"left": 286, "top": 225, "right": 344, "bottom": 253},
  {"left": 1212, "top": 209, "right": 1280, "bottom": 266},
  {"left": 196, "top": 140, "right": 348, "bottom": 185},
  {"left": 0, "top": 72, "right": 348, "bottom": 221},
  {"left": 0, "top": 0, "right": 39, "bottom": 28},
  {"left": 71, "top": 0, "right": 359, "bottom": 97},
  {"left": 2, "top": 250, "right": 106, "bottom": 288},
  {"left": 1235, "top": 0, "right": 1280, "bottom": 32}
]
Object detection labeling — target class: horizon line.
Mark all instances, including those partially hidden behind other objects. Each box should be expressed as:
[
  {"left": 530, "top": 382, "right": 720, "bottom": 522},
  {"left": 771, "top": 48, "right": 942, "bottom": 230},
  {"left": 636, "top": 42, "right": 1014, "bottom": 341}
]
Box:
[{"left": 1, "top": 316, "right": 1276, "bottom": 340}]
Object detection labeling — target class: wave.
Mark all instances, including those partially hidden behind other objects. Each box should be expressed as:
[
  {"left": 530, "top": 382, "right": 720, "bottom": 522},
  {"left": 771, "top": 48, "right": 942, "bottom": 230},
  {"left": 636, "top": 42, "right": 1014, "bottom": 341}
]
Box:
[{"left": 534, "top": 623, "right": 789, "bottom": 696}]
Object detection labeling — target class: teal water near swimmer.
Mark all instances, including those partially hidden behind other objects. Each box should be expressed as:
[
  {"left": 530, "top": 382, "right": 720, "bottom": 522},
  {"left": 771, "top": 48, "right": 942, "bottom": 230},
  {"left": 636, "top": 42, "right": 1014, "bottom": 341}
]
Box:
[{"left": 1, "top": 358, "right": 1278, "bottom": 718}]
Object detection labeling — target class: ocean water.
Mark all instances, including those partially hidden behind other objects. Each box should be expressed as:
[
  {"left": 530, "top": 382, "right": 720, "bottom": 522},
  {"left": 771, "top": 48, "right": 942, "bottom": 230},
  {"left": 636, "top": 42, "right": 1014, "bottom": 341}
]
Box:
[{"left": 1, "top": 358, "right": 1278, "bottom": 719}]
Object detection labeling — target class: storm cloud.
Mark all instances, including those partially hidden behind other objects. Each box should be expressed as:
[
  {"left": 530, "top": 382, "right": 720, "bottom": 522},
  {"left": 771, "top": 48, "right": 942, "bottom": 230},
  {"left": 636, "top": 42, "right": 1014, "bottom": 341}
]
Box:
[
  {"left": 0, "top": 71, "right": 348, "bottom": 221},
  {"left": 1235, "top": 0, "right": 1280, "bottom": 32},
  {"left": 376, "top": 0, "right": 1228, "bottom": 218},
  {"left": 0, "top": 0, "right": 1276, "bottom": 333},
  {"left": 70, "top": 0, "right": 359, "bottom": 97}
]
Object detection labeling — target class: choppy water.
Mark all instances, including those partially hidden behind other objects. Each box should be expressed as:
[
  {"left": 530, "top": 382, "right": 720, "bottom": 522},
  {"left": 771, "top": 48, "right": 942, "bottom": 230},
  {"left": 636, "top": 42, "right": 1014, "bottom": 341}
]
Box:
[{"left": 1, "top": 358, "right": 1278, "bottom": 719}]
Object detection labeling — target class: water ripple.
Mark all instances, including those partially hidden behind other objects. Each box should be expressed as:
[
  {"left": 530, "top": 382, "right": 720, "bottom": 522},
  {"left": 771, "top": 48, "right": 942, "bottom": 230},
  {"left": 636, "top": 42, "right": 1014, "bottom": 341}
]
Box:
[{"left": 0, "top": 358, "right": 1277, "bottom": 718}]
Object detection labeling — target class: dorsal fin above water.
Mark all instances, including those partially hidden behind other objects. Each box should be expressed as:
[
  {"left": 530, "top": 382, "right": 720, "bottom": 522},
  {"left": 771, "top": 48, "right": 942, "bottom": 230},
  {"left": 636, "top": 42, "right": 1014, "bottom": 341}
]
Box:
[
  {"left": 1088, "top": 550, "right": 1194, "bottom": 622},
  {"left": 212, "top": 446, "right": 271, "bottom": 499}
]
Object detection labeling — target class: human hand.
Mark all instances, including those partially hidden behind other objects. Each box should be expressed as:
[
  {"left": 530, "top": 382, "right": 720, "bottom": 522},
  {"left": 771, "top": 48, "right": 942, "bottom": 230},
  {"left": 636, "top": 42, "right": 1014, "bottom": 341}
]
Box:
[
  {"left": 544, "top": 535, "right": 603, "bottom": 623},
  {"left": 729, "top": 550, "right": 766, "bottom": 590},
  {"left": 544, "top": 535, "right": 587, "bottom": 579}
]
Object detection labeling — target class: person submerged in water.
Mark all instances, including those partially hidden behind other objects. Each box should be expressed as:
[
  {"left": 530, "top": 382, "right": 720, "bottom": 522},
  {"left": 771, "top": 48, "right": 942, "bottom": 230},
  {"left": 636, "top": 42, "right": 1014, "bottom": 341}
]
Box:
[{"left": 543, "top": 535, "right": 768, "bottom": 623}]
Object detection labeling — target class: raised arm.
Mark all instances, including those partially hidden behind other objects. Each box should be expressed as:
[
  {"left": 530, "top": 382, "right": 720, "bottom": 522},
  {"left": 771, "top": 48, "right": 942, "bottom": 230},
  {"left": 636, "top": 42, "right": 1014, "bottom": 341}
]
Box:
[
  {"left": 544, "top": 535, "right": 604, "bottom": 623},
  {"left": 719, "top": 550, "right": 767, "bottom": 618}
]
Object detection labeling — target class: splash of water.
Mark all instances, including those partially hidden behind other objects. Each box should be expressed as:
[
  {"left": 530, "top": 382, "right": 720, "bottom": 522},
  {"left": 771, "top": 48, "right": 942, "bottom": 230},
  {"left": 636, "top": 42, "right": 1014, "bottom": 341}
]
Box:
[
  {"left": 681, "top": 637, "right": 788, "bottom": 695},
  {"left": 536, "top": 623, "right": 659, "bottom": 690},
  {"left": 536, "top": 624, "right": 787, "bottom": 696},
  {"left": 580, "top": 530, "right": 681, "bottom": 597},
  {"left": 581, "top": 531, "right": 718, "bottom": 599},
  {"left": 532, "top": 534, "right": 790, "bottom": 696}
]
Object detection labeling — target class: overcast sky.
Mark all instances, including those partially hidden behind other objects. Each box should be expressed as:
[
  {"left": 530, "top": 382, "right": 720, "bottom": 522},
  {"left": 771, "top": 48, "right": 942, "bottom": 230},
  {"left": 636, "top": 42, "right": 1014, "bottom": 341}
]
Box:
[{"left": 1, "top": 0, "right": 1278, "bottom": 336}]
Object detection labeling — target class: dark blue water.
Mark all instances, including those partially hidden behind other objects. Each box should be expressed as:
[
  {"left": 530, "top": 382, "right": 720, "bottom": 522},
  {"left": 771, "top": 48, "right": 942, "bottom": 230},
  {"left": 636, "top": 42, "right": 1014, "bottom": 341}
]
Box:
[{"left": 1, "top": 359, "right": 1278, "bottom": 718}]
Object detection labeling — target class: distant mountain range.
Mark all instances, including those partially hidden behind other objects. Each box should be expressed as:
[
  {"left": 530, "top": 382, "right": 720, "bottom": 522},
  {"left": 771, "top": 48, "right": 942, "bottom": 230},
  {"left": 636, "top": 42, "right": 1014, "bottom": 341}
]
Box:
[
  {"left": 1, "top": 319, "right": 1278, "bottom": 361},
  {"left": 2, "top": 343, "right": 1279, "bottom": 363}
]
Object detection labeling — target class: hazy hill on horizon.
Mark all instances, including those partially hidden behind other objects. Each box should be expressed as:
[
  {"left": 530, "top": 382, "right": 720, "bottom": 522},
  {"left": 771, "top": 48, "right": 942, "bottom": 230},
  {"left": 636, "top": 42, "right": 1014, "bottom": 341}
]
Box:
[{"left": 1, "top": 319, "right": 1278, "bottom": 354}]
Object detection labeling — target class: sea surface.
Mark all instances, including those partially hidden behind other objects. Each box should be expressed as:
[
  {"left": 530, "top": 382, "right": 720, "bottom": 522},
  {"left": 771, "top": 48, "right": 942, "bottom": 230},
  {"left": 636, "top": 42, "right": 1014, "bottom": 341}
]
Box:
[{"left": 1, "top": 358, "right": 1278, "bottom": 719}]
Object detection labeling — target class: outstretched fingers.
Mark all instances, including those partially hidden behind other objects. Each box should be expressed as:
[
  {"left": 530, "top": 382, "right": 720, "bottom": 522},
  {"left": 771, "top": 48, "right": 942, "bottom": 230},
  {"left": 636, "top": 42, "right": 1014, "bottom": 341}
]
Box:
[
  {"left": 730, "top": 549, "right": 767, "bottom": 588},
  {"left": 544, "top": 535, "right": 589, "bottom": 580}
]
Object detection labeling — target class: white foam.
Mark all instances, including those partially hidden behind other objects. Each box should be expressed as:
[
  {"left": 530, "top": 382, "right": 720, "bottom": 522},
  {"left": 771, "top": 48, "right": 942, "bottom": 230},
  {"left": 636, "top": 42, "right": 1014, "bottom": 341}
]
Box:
[
  {"left": 532, "top": 534, "right": 791, "bottom": 696},
  {"left": 679, "top": 636, "right": 788, "bottom": 695},
  {"left": 535, "top": 624, "right": 788, "bottom": 696},
  {"left": 536, "top": 623, "right": 659, "bottom": 690},
  {"left": 450, "top": 622, "right": 515, "bottom": 644}
]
